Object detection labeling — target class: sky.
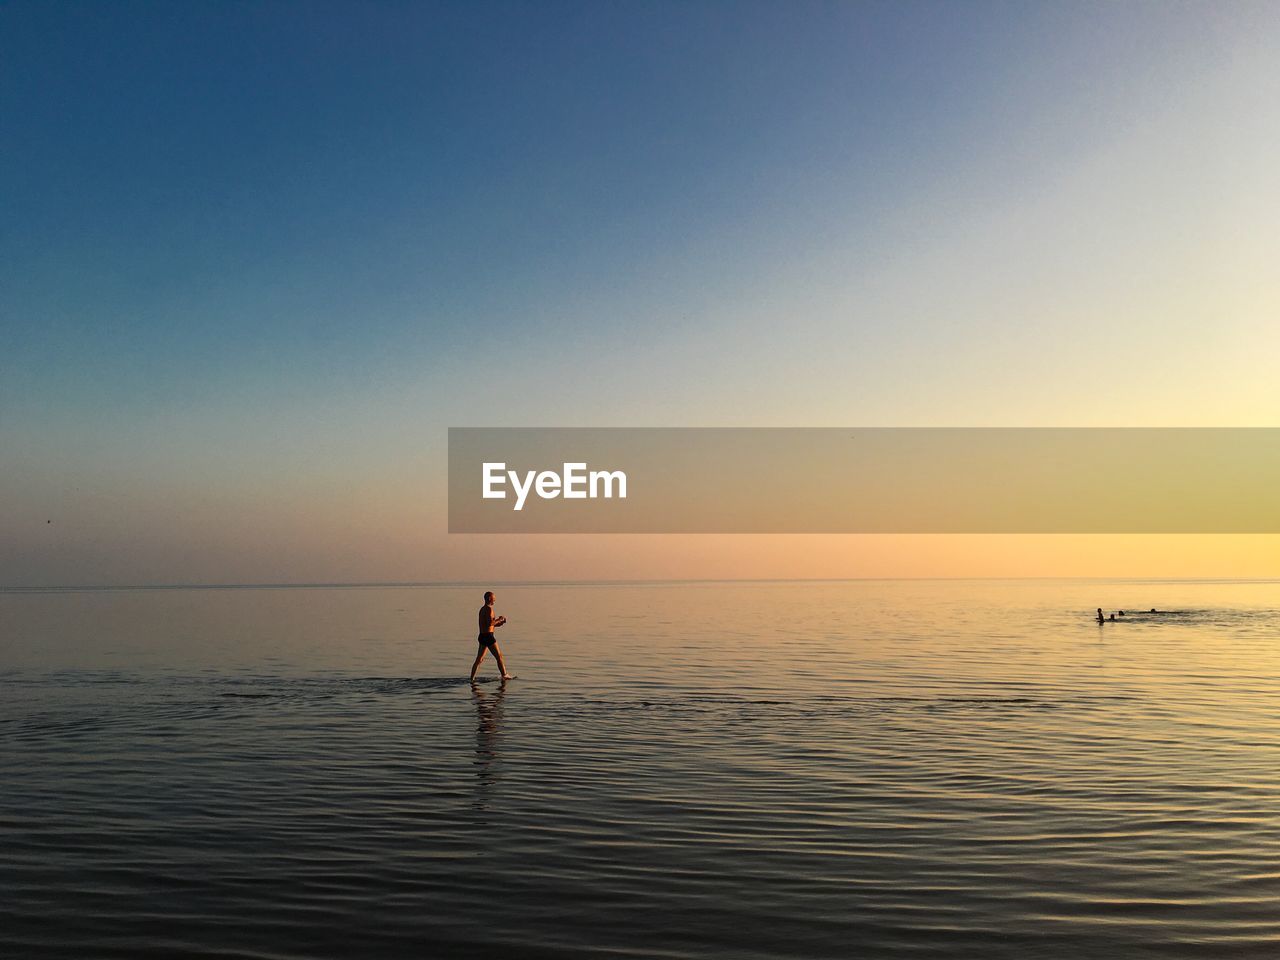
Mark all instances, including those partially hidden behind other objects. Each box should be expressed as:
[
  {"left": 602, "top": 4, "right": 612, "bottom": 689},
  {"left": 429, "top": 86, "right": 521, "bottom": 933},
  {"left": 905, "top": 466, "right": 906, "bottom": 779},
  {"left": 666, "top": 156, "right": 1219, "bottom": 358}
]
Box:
[{"left": 2, "top": 0, "right": 1278, "bottom": 587}]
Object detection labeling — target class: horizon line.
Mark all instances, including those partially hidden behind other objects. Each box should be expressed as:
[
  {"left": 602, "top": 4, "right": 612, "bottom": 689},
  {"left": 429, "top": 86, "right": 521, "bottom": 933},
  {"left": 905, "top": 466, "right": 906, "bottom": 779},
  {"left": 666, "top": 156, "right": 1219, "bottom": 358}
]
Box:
[{"left": 5, "top": 576, "right": 1280, "bottom": 593}]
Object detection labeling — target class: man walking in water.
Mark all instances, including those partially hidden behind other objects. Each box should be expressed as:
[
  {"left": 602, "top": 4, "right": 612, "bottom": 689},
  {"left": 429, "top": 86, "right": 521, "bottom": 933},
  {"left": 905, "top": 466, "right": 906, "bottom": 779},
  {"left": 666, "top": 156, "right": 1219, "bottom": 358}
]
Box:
[{"left": 470, "top": 591, "right": 512, "bottom": 682}]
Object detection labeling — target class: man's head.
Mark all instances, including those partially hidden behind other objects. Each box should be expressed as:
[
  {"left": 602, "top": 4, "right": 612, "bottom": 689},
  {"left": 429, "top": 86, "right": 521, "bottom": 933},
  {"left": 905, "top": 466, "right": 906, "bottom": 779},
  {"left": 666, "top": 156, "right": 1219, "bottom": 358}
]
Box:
[{"left": 484, "top": 591, "right": 495, "bottom": 605}]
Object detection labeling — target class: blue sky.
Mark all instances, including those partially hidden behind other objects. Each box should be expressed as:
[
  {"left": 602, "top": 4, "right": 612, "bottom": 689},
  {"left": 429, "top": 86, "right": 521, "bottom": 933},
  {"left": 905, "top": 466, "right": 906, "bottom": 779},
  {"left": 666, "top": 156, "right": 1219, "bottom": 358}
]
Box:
[{"left": 3, "top": 1, "right": 1278, "bottom": 584}]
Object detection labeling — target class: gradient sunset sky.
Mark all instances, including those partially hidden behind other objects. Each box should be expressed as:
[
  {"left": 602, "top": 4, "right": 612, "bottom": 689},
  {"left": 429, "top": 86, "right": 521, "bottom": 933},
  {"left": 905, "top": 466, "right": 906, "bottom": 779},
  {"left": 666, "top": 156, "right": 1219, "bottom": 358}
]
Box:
[{"left": 3, "top": 1, "right": 1278, "bottom": 587}]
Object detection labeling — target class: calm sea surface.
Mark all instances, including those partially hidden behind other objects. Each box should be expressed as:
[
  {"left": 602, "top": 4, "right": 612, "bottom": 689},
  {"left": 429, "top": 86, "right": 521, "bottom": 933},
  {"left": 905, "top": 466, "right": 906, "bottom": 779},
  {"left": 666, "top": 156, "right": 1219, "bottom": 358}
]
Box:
[{"left": 3, "top": 579, "right": 1280, "bottom": 959}]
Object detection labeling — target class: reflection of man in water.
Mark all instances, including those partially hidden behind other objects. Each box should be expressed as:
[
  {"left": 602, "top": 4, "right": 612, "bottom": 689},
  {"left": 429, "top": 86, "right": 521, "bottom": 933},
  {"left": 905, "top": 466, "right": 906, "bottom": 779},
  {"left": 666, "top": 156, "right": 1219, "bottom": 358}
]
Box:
[
  {"left": 470, "top": 591, "right": 512, "bottom": 681},
  {"left": 471, "top": 678, "right": 506, "bottom": 815}
]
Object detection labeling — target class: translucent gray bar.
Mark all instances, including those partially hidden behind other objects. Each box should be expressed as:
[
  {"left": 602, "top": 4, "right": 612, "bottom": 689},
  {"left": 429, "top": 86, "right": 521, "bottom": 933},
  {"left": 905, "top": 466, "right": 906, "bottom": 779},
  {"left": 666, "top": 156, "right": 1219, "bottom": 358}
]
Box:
[{"left": 448, "top": 428, "right": 1280, "bottom": 533}]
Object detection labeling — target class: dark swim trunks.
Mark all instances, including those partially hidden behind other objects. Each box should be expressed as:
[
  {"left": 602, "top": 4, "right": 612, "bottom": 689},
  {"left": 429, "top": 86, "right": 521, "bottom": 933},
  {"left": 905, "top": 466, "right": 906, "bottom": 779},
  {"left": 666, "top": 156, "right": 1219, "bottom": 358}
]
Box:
[{"left": 477, "top": 632, "right": 498, "bottom": 648}]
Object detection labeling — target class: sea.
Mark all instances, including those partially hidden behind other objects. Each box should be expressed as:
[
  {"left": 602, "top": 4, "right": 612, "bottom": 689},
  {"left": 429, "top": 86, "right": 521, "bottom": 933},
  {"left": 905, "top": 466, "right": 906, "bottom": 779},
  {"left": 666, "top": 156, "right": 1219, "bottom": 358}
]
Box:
[{"left": 3, "top": 579, "right": 1279, "bottom": 959}]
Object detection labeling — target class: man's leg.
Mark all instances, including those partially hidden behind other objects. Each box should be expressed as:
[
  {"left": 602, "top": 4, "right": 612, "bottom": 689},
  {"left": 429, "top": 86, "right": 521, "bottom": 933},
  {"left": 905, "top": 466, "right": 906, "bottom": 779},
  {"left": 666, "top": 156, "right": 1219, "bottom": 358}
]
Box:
[
  {"left": 492, "top": 643, "right": 512, "bottom": 679},
  {"left": 469, "top": 644, "right": 487, "bottom": 681}
]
